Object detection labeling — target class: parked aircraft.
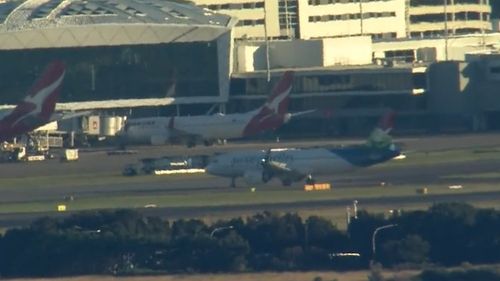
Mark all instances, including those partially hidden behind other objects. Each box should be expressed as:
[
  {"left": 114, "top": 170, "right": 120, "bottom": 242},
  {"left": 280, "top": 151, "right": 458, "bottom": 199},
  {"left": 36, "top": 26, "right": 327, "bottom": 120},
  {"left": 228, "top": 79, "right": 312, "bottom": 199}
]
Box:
[
  {"left": 119, "top": 71, "right": 306, "bottom": 147},
  {"left": 205, "top": 111, "right": 400, "bottom": 187},
  {"left": 0, "top": 61, "right": 66, "bottom": 142}
]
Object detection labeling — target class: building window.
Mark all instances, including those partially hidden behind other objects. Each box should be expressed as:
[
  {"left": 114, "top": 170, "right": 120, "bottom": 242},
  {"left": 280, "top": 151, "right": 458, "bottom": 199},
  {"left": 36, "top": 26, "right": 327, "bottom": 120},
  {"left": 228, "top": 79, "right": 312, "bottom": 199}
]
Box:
[{"left": 308, "top": 11, "right": 396, "bottom": 22}]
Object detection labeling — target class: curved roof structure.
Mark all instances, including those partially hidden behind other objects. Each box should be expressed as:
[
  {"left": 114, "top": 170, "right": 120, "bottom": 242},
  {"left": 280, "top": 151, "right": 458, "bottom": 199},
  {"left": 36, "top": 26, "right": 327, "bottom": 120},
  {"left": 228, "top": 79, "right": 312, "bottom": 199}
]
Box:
[{"left": 0, "top": 0, "right": 235, "bottom": 50}]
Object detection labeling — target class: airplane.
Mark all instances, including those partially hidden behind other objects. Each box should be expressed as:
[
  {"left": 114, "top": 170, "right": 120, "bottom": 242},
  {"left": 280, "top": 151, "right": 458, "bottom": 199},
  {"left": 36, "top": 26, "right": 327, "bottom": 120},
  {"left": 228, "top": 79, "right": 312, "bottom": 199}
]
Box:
[
  {"left": 0, "top": 61, "right": 66, "bottom": 142},
  {"left": 205, "top": 111, "right": 400, "bottom": 187},
  {"left": 119, "top": 71, "right": 308, "bottom": 147}
]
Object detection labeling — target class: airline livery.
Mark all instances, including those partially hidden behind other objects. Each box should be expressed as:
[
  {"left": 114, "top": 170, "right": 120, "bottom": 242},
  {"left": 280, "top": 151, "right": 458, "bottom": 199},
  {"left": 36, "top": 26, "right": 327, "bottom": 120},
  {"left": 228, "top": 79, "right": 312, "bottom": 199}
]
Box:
[
  {"left": 120, "top": 71, "right": 301, "bottom": 147},
  {"left": 205, "top": 112, "right": 400, "bottom": 187},
  {"left": 0, "top": 61, "right": 65, "bottom": 141}
]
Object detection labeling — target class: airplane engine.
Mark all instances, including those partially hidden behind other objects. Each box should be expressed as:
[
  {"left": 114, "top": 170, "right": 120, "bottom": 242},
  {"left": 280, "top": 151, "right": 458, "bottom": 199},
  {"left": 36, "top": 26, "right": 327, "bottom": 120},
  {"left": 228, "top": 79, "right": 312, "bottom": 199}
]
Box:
[
  {"left": 283, "top": 113, "right": 292, "bottom": 123},
  {"left": 243, "top": 170, "right": 266, "bottom": 185}
]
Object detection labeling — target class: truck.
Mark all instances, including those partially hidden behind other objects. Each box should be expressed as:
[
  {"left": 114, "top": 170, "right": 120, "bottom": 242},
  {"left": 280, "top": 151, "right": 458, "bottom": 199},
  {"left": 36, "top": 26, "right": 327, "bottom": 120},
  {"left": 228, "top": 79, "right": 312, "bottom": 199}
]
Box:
[
  {"left": 0, "top": 144, "right": 47, "bottom": 162},
  {"left": 122, "top": 155, "right": 209, "bottom": 176}
]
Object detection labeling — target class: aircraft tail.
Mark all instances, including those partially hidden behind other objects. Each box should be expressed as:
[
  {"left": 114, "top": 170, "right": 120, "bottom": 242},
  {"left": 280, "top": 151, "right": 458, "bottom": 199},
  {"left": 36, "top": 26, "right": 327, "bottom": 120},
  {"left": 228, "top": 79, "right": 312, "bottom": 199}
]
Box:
[
  {"left": 264, "top": 71, "right": 294, "bottom": 115},
  {"left": 25, "top": 61, "right": 66, "bottom": 120},
  {"left": 367, "top": 110, "right": 396, "bottom": 149},
  {"left": 242, "top": 71, "right": 294, "bottom": 137},
  {"left": 3, "top": 61, "right": 65, "bottom": 132}
]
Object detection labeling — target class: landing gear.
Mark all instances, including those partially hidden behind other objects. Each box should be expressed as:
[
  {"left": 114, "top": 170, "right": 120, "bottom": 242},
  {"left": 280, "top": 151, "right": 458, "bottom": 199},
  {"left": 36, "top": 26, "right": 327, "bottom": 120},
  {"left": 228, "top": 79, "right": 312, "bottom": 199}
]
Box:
[
  {"left": 262, "top": 171, "right": 272, "bottom": 183},
  {"left": 230, "top": 177, "right": 236, "bottom": 188},
  {"left": 305, "top": 175, "right": 316, "bottom": 185}
]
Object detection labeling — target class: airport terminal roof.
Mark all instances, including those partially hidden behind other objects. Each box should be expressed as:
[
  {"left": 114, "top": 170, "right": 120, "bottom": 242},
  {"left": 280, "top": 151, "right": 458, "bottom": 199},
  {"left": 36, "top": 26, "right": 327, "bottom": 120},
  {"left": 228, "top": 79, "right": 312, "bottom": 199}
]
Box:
[{"left": 0, "top": 0, "right": 235, "bottom": 50}]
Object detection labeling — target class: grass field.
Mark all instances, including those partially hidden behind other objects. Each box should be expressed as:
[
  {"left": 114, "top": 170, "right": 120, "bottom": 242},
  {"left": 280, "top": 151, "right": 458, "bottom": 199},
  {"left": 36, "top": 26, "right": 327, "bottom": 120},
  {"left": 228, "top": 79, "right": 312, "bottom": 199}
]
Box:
[{"left": 0, "top": 181, "right": 497, "bottom": 214}]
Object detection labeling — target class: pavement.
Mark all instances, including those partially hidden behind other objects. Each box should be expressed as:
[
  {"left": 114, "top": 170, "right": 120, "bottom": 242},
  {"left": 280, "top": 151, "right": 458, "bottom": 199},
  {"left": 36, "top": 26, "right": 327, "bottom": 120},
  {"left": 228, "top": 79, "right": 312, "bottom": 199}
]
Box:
[{"left": 1, "top": 132, "right": 500, "bottom": 228}]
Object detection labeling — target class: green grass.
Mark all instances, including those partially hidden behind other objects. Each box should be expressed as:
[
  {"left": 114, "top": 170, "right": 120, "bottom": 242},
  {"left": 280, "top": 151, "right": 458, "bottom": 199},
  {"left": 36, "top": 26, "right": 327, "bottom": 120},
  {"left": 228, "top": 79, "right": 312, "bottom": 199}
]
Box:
[{"left": 1, "top": 181, "right": 498, "bottom": 215}]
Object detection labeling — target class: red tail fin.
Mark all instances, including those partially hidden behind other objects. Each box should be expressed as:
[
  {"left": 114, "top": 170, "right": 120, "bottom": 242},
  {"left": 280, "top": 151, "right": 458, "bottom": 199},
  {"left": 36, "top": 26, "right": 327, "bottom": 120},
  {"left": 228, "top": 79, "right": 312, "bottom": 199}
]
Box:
[
  {"left": 22, "top": 60, "right": 66, "bottom": 120},
  {"left": 378, "top": 110, "right": 396, "bottom": 133},
  {"left": 264, "top": 71, "right": 294, "bottom": 115},
  {"left": 242, "top": 71, "right": 295, "bottom": 137},
  {"left": 1, "top": 61, "right": 65, "bottom": 137}
]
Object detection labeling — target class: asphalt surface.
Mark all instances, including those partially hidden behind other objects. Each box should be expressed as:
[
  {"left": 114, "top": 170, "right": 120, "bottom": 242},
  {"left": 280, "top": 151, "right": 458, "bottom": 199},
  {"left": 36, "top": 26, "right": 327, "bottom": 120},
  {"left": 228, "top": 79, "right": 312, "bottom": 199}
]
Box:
[{"left": 2, "top": 132, "right": 500, "bottom": 227}]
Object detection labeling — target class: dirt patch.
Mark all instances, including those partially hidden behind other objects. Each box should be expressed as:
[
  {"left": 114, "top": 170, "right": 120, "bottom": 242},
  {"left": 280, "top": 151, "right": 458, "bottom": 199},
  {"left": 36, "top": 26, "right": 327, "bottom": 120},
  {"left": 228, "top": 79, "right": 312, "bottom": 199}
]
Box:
[{"left": 1, "top": 270, "right": 419, "bottom": 281}]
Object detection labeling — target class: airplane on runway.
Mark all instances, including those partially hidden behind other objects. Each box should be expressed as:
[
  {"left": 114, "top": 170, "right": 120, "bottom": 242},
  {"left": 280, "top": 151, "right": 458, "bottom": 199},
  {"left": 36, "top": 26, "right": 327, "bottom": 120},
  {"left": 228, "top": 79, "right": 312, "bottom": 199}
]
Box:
[
  {"left": 205, "top": 111, "right": 400, "bottom": 187},
  {"left": 119, "top": 71, "right": 312, "bottom": 147}
]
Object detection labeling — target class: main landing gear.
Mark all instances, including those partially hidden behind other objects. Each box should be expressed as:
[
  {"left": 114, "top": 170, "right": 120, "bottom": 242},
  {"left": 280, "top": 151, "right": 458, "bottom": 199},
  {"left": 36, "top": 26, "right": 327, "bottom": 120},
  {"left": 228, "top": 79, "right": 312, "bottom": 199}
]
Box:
[{"left": 305, "top": 175, "right": 316, "bottom": 185}]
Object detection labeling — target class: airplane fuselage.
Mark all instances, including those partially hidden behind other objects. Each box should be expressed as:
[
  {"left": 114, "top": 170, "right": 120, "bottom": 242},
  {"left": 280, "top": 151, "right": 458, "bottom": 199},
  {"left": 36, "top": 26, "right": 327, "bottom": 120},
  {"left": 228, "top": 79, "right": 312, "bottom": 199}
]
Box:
[
  {"left": 205, "top": 146, "right": 400, "bottom": 184},
  {"left": 122, "top": 109, "right": 285, "bottom": 145}
]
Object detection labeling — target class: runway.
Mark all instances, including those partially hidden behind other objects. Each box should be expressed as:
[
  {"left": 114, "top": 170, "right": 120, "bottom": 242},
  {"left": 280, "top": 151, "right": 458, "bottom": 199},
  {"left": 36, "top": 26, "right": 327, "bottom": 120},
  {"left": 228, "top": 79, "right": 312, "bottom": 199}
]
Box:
[{"left": 1, "top": 132, "right": 500, "bottom": 228}]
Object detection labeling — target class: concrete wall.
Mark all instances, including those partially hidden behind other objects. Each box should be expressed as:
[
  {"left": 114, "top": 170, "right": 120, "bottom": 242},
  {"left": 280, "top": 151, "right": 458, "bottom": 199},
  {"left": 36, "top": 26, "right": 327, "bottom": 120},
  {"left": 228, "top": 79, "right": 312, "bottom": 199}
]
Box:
[
  {"left": 236, "top": 44, "right": 261, "bottom": 72},
  {"left": 298, "top": 0, "right": 406, "bottom": 39},
  {"left": 322, "top": 36, "right": 372, "bottom": 66},
  {"left": 409, "top": 4, "right": 492, "bottom": 36},
  {"left": 268, "top": 40, "right": 323, "bottom": 69},
  {"left": 373, "top": 33, "right": 500, "bottom": 62},
  {"left": 427, "top": 61, "right": 468, "bottom": 114},
  {"left": 235, "top": 37, "right": 373, "bottom": 72}
]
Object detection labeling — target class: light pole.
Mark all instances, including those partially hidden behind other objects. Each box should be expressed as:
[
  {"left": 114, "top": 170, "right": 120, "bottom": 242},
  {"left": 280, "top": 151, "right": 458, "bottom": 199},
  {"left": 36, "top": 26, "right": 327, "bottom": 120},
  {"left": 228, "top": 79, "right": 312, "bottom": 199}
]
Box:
[
  {"left": 444, "top": 0, "right": 449, "bottom": 60},
  {"left": 210, "top": 225, "right": 234, "bottom": 238},
  {"left": 371, "top": 224, "right": 398, "bottom": 257},
  {"left": 359, "top": 0, "right": 364, "bottom": 35}
]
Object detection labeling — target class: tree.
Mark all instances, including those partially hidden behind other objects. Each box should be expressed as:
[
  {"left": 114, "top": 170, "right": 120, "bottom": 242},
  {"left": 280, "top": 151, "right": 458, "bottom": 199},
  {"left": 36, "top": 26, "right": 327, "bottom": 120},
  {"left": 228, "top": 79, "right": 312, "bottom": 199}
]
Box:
[
  {"left": 241, "top": 212, "right": 304, "bottom": 255},
  {"left": 348, "top": 210, "right": 388, "bottom": 264},
  {"left": 422, "top": 203, "right": 477, "bottom": 265},
  {"left": 379, "top": 234, "right": 430, "bottom": 267},
  {"left": 306, "top": 216, "right": 350, "bottom": 252}
]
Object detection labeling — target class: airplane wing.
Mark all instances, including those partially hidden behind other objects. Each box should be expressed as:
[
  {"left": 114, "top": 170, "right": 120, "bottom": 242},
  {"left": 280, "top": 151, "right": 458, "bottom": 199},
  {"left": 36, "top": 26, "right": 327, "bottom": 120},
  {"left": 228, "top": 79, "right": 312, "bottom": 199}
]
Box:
[
  {"left": 261, "top": 150, "right": 305, "bottom": 183},
  {"left": 50, "top": 110, "right": 93, "bottom": 122},
  {"left": 289, "top": 109, "right": 316, "bottom": 118},
  {"left": 282, "top": 109, "right": 317, "bottom": 124}
]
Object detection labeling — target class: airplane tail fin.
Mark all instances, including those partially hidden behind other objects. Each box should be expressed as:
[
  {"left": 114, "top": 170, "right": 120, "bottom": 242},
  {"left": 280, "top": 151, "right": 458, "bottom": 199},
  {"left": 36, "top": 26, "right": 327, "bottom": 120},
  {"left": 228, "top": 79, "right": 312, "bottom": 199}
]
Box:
[
  {"left": 21, "top": 60, "right": 66, "bottom": 120},
  {"left": 367, "top": 110, "right": 396, "bottom": 149},
  {"left": 242, "top": 71, "right": 294, "bottom": 137},
  {"left": 264, "top": 71, "right": 294, "bottom": 115}
]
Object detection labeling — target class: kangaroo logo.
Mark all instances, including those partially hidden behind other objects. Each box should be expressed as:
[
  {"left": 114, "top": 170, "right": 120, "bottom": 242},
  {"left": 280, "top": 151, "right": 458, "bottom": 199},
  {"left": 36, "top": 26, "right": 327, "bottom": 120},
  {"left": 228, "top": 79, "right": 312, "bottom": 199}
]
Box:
[{"left": 11, "top": 70, "right": 65, "bottom": 128}]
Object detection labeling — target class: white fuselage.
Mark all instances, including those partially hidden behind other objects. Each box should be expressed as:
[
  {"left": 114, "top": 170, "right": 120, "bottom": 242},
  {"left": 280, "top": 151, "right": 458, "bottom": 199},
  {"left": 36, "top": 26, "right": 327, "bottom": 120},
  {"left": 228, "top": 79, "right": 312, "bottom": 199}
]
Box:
[
  {"left": 122, "top": 110, "right": 257, "bottom": 144},
  {"left": 205, "top": 146, "right": 399, "bottom": 185},
  {"left": 206, "top": 148, "right": 355, "bottom": 178}
]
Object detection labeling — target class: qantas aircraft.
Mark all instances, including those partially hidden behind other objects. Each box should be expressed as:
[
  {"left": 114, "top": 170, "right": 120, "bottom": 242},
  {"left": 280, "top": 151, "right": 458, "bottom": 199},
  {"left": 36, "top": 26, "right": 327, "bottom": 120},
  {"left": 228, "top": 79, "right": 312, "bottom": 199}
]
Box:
[
  {"left": 205, "top": 112, "right": 400, "bottom": 187},
  {"left": 120, "top": 71, "right": 306, "bottom": 147},
  {"left": 0, "top": 61, "right": 66, "bottom": 142}
]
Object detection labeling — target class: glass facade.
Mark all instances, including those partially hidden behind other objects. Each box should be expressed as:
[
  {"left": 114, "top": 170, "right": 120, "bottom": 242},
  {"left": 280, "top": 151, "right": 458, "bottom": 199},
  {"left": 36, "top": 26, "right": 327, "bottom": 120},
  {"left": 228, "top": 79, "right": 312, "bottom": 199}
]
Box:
[
  {"left": 0, "top": 42, "right": 220, "bottom": 104},
  {"left": 235, "top": 71, "right": 415, "bottom": 97}
]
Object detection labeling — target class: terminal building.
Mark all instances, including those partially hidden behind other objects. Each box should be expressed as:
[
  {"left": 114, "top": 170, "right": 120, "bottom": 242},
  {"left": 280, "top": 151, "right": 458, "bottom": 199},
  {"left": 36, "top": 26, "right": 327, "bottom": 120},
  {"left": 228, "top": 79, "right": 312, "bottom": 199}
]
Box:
[
  {"left": 0, "top": 0, "right": 499, "bottom": 141},
  {"left": 194, "top": 0, "right": 492, "bottom": 40}
]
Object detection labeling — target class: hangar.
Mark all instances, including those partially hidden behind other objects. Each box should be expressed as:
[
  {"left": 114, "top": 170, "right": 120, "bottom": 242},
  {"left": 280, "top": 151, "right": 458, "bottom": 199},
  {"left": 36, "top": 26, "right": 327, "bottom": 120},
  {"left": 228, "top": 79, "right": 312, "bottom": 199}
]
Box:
[{"left": 0, "top": 0, "right": 236, "bottom": 114}]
